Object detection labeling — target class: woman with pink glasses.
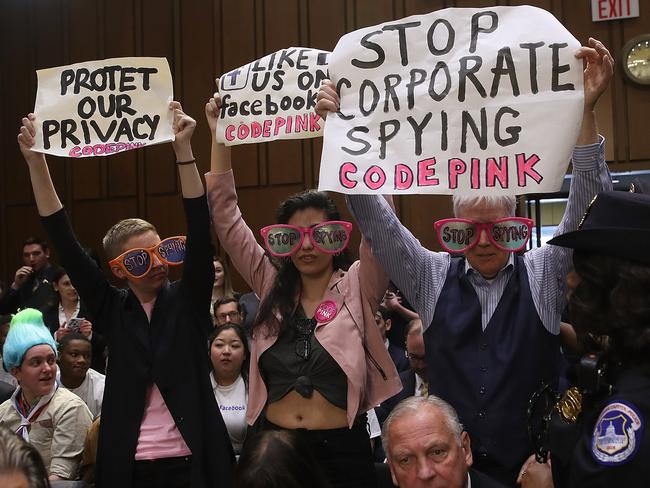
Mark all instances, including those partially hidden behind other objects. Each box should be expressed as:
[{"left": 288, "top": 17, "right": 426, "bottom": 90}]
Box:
[{"left": 204, "top": 94, "right": 400, "bottom": 488}]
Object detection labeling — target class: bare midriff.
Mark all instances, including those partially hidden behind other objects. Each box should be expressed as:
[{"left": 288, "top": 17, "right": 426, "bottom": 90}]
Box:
[{"left": 265, "top": 389, "right": 348, "bottom": 429}]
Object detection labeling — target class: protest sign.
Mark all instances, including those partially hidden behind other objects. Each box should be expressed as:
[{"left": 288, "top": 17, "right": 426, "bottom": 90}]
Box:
[
  {"left": 216, "top": 47, "right": 329, "bottom": 145},
  {"left": 33, "top": 57, "right": 174, "bottom": 158},
  {"left": 319, "top": 6, "right": 584, "bottom": 195}
]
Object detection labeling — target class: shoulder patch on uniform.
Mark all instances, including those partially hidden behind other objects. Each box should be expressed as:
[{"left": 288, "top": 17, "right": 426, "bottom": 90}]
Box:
[{"left": 591, "top": 400, "right": 644, "bottom": 466}]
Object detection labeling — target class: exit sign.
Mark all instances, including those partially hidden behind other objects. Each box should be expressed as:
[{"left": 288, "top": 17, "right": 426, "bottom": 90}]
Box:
[{"left": 592, "top": 0, "right": 640, "bottom": 21}]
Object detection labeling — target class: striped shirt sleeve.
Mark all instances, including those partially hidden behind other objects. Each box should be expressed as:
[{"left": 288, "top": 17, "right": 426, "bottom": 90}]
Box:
[
  {"left": 525, "top": 136, "right": 612, "bottom": 334},
  {"left": 346, "top": 194, "right": 450, "bottom": 329}
]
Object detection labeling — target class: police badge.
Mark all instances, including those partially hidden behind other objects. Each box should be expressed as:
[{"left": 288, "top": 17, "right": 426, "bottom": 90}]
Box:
[{"left": 592, "top": 401, "right": 644, "bottom": 465}]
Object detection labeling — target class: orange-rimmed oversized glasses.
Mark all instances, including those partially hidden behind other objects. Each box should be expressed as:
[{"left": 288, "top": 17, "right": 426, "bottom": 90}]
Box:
[{"left": 109, "top": 236, "right": 186, "bottom": 279}]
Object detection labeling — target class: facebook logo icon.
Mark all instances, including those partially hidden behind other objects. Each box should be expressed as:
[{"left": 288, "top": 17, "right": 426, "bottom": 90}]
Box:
[{"left": 220, "top": 66, "right": 250, "bottom": 92}]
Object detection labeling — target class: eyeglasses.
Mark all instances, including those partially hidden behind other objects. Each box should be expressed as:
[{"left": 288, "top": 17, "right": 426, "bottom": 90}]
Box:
[
  {"left": 434, "top": 217, "right": 533, "bottom": 253},
  {"left": 216, "top": 311, "right": 241, "bottom": 322},
  {"left": 406, "top": 351, "right": 426, "bottom": 362},
  {"left": 109, "top": 236, "right": 186, "bottom": 279},
  {"left": 260, "top": 221, "right": 352, "bottom": 257},
  {"left": 295, "top": 317, "right": 316, "bottom": 360}
]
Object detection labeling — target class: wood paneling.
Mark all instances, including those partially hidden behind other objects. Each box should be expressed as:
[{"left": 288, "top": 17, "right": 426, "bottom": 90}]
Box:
[{"left": 2, "top": 0, "right": 650, "bottom": 291}]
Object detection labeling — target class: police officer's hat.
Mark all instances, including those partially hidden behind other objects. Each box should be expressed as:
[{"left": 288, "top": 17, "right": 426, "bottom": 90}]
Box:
[{"left": 548, "top": 191, "right": 650, "bottom": 265}]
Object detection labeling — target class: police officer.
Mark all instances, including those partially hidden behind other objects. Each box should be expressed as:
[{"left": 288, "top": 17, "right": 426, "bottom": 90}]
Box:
[{"left": 520, "top": 190, "right": 650, "bottom": 487}]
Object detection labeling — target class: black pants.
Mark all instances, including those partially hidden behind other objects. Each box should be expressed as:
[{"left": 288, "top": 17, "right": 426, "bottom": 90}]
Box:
[
  {"left": 261, "top": 418, "right": 378, "bottom": 488},
  {"left": 132, "top": 456, "right": 192, "bottom": 488}
]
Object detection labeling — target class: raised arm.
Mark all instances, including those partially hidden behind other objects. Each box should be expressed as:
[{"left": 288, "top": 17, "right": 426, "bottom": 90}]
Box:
[
  {"left": 204, "top": 89, "right": 276, "bottom": 296},
  {"left": 18, "top": 115, "right": 117, "bottom": 330},
  {"left": 317, "top": 79, "right": 449, "bottom": 327},
  {"left": 170, "top": 102, "right": 215, "bottom": 321},
  {"left": 18, "top": 114, "right": 63, "bottom": 217},
  {"left": 170, "top": 101, "right": 204, "bottom": 198},
  {"left": 575, "top": 37, "right": 614, "bottom": 146},
  {"left": 526, "top": 38, "right": 614, "bottom": 334}
]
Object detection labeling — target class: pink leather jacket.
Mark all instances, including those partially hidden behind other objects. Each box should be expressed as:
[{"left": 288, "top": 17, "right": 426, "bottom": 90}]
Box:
[{"left": 206, "top": 170, "right": 402, "bottom": 427}]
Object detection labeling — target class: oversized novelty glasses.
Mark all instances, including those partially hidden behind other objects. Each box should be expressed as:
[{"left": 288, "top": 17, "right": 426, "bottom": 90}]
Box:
[
  {"left": 260, "top": 221, "right": 353, "bottom": 257},
  {"left": 109, "top": 236, "right": 186, "bottom": 279},
  {"left": 434, "top": 217, "right": 533, "bottom": 253}
]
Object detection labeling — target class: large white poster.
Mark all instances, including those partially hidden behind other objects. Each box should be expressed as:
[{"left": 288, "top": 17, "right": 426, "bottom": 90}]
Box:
[
  {"left": 216, "top": 47, "right": 329, "bottom": 145},
  {"left": 319, "top": 6, "right": 584, "bottom": 195},
  {"left": 33, "top": 57, "right": 174, "bottom": 158}
]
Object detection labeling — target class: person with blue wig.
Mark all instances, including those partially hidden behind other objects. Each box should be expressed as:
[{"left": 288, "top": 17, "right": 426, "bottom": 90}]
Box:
[{"left": 0, "top": 308, "right": 92, "bottom": 481}]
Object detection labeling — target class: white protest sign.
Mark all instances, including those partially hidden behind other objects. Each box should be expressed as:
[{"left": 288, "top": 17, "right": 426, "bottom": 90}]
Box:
[
  {"left": 216, "top": 47, "right": 329, "bottom": 145},
  {"left": 319, "top": 6, "right": 584, "bottom": 196},
  {"left": 33, "top": 57, "right": 174, "bottom": 158}
]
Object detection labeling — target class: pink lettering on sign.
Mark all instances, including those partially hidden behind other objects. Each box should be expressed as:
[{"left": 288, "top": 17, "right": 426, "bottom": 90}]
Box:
[
  {"left": 68, "top": 142, "right": 146, "bottom": 157},
  {"left": 334, "top": 152, "right": 543, "bottom": 192},
  {"left": 223, "top": 113, "right": 323, "bottom": 142},
  {"left": 315, "top": 300, "right": 337, "bottom": 323}
]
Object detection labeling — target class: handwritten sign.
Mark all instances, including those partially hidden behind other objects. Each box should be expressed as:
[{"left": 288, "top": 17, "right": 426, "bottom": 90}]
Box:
[
  {"left": 319, "top": 6, "right": 584, "bottom": 195},
  {"left": 33, "top": 57, "right": 174, "bottom": 158},
  {"left": 216, "top": 47, "right": 329, "bottom": 145}
]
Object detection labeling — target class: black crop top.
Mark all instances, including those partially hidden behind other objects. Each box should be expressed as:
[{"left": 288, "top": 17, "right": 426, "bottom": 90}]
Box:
[{"left": 259, "top": 309, "right": 348, "bottom": 409}]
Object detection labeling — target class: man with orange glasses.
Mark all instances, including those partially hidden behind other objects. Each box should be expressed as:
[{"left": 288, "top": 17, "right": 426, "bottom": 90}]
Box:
[
  {"left": 16, "top": 101, "right": 234, "bottom": 488},
  {"left": 318, "top": 38, "right": 614, "bottom": 485}
]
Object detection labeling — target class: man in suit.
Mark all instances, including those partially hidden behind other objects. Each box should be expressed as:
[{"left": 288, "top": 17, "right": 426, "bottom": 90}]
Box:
[
  {"left": 382, "top": 395, "right": 506, "bottom": 488},
  {"left": 0, "top": 237, "right": 57, "bottom": 314},
  {"left": 376, "top": 305, "right": 410, "bottom": 373}
]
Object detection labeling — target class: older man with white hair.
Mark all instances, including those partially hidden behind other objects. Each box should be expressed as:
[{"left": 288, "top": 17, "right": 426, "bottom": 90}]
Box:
[{"left": 382, "top": 396, "right": 506, "bottom": 488}]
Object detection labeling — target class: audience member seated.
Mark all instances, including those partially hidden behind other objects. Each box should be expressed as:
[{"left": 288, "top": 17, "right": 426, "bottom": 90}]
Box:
[
  {"left": 382, "top": 284, "right": 419, "bottom": 350},
  {"left": 0, "top": 309, "right": 93, "bottom": 481},
  {"left": 56, "top": 333, "right": 105, "bottom": 418},
  {"left": 235, "top": 429, "right": 329, "bottom": 488},
  {"left": 209, "top": 324, "right": 249, "bottom": 455},
  {"left": 213, "top": 296, "right": 243, "bottom": 328},
  {"left": 210, "top": 256, "right": 239, "bottom": 321},
  {"left": 0, "top": 425, "right": 50, "bottom": 488},
  {"left": 375, "top": 305, "right": 409, "bottom": 373},
  {"left": 382, "top": 395, "right": 507, "bottom": 488},
  {"left": 0, "top": 238, "right": 57, "bottom": 315},
  {"left": 43, "top": 267, "right": 106, "bottom": 374}
]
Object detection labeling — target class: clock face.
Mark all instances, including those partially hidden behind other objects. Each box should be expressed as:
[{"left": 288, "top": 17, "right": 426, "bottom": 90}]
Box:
[{"left": 623, "top": 36, "right": 650, "bottom": 85}]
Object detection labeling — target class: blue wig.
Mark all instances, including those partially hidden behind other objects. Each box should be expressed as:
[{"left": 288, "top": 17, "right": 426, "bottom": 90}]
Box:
[{"left": 2, "top": 308, "right": 57, "bottom": 372}]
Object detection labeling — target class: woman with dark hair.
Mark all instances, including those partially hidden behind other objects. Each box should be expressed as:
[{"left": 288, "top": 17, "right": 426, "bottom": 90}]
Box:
[
  {"left": 42, "top": 267, "right": 105, "bottom": 373},
  {"left": 235, "top": 430, "right": 329, "bottom": 488},
  {"left": 0, "top": 425, "right": 50, "bottom": 488},
  {"left": 204, "top": 94, "right": 401, "bottom": 488},
  {"left": 209, "top": 323, "right": 250, "bottom": 455},
  {"left": 519, "top": 191, "right": 650, "bottom": 487}
]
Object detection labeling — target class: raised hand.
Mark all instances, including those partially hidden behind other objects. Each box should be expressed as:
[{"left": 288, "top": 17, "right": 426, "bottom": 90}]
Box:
[
  {"left": 315, "top": 80, "right": 340, "bottom": 120},
  {"left": 170, "top": 101, "right": 196, "bottom": 161},
  {"left": 575, "top": 37, "right": 614, "bottom": 112},
  {"left": 205, "top": 79, "right": 221, "bottom": 135}
]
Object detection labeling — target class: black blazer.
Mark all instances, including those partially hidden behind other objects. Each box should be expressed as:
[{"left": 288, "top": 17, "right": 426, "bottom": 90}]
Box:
[
  {"left": 42, "top": 197, "right": 235, "bottom": 488},
  {"left": 388, "top": 342, "right": 410, "bottom": 373}
]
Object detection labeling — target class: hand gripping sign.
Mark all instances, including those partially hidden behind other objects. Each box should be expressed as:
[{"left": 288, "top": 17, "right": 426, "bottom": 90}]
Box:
[
  {"left": 319, "top": 6, "right": 584, "bottom": 196},
  {"left": 216, "top": 47, "right": 330, "bottom": 145},
  {"left": 33, "top": 57, "right": 174, "bottom": 158}
]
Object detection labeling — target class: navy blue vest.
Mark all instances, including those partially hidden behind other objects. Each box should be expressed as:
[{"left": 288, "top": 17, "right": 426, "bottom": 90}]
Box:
[{"left": 425, "top": 256, "right": 560, "bottom": 475}]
